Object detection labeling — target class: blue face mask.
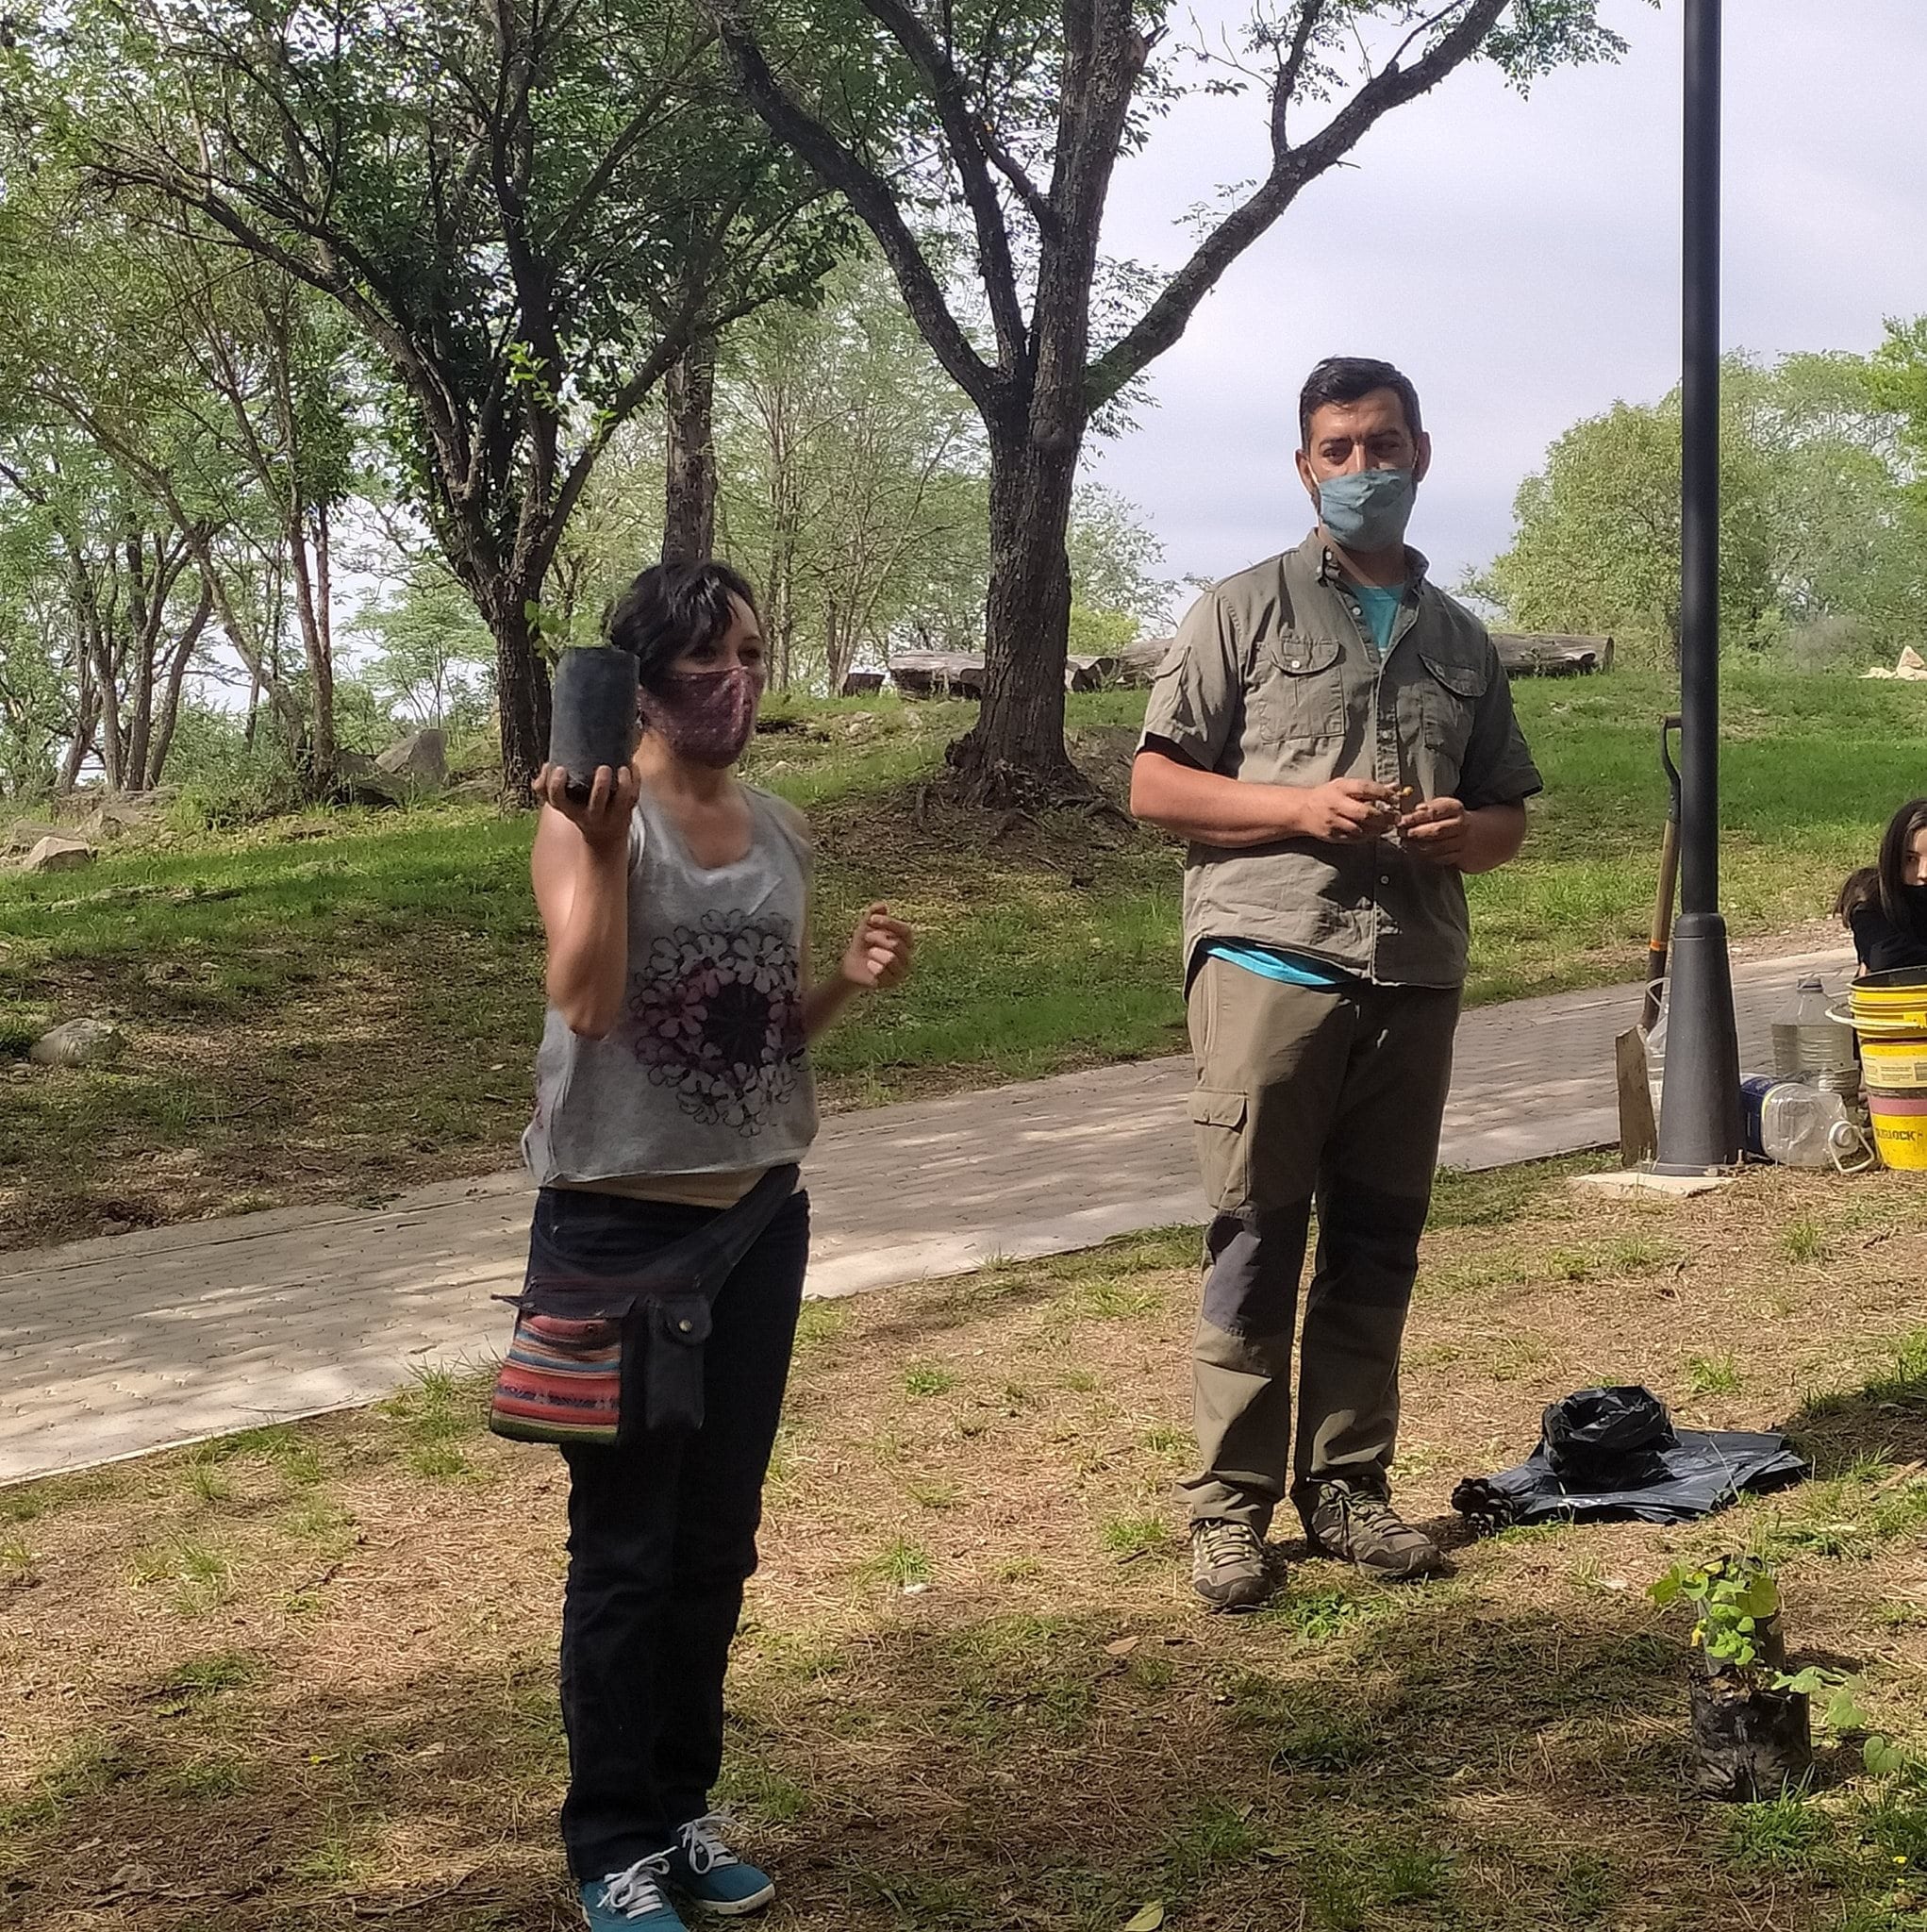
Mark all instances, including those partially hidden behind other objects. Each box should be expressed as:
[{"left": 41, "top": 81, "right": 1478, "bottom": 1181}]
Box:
[{"left": 1317, "top": 468, "right": 1417, "bottom": 554}]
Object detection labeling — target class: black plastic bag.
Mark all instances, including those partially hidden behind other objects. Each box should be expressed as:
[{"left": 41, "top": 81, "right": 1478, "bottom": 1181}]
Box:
[
  {"left": 1689, "top": 1671, "right": 1813, "bottom": 1800},
  {"left": 1452, "top": 1386, "right": 1805, "bottom": 1533}
]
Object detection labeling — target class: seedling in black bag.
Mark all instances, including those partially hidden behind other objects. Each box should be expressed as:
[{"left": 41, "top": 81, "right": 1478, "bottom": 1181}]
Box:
[{"left": 1651, "top": 1555, "right": 1880, "bottom": 1800}]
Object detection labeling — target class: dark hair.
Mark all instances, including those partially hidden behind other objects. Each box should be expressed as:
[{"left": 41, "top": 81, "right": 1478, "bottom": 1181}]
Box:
[
  {"left": 1298, "top": 357, "right": 1423, "bottom": 451},
  {"left": 1838, "top": 797, "right": 1927, "bottom": 933},
  {"left": 604, "top": 560, "right": 759, "bottom": 694}
]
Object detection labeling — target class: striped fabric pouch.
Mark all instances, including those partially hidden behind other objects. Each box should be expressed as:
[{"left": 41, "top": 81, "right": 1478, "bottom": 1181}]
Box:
[
  {"left": 489, "top": 1164, "right": 801, "bottom": 1449},
  {"left": 489, "top": 1278, "right": 632, "bottom": 1447}
]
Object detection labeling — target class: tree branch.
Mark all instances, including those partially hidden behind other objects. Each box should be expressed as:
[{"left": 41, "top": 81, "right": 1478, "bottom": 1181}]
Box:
[
  {"left": 1273, "top": 0, "right": 1329, "bottom": 147},
  {"left": 1088, "top": 0, "right": 1508, "bottom": 407},
  {"left": 707, "top": 5, "right": 1002, "bottom": 414},
  {"left": 857, "top": 0, "right": 1033, "bottom": 370}
]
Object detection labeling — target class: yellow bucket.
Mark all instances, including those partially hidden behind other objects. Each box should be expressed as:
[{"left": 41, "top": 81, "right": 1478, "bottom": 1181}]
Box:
[
  {"left": 1836, "top": 974, "right": 1927, "bottom": 1169},
  {"left": 1850, "top": 968, "right": 1927, "bottom": 1022},
  {"left": 1860, "top": 1036, "right": 1927, "bottom": 1093},
  {"left": 1866, "top": 1089, "right": 1927, "bottom": 1171}
]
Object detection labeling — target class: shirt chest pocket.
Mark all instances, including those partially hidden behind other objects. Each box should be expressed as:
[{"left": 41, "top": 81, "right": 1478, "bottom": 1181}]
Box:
[
  {"left": 1254, "top": 631, "right": 1346, "bottom": 741},
  {"left": 1415, "top": 650, "right": 1487, "bottom": 762}
]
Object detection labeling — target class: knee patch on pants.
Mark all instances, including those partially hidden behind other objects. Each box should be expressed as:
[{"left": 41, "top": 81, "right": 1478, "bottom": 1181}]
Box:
[
  {"left": 1316, "top": 1176, "right": 1428, "bottom": 1305},
  {"left": 1202, "top": 1202, "right": 1313, "bottom": 1338}
]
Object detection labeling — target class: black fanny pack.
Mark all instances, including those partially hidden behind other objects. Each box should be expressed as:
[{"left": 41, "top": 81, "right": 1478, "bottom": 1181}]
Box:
[{"left": 489, "top": 1165, "right": 802, "bottom": 1448}]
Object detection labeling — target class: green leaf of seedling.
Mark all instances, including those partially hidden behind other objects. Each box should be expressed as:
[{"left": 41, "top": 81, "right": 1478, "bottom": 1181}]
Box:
[
  {"left": 1123, "top": 1907, "right": 1167, "bottom": 1932},
  {"left": 1824, "top": 1687, "right": 1870, "bottom": 1733}
]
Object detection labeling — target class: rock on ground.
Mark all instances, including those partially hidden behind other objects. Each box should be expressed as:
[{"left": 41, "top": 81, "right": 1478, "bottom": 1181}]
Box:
[
  {"left": 29, "top": 1018, "right": 126, "bottom": 1068},
  {"left": 78, "top": 804, "right": 145, "bottom": 842},
  {"left": 6, "top": 820, "right": 64, "bottom": 856},
  {"left": 374, "top": 728, "right": 447, "bottom": 787},
  {"left": 24, "top": 836, "right": 94, "bottom": 874}
]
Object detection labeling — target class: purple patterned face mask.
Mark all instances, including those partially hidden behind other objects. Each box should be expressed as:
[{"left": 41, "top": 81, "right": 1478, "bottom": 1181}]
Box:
[{"left": 640, "top": 665, "right": 762, "bottom": 768}]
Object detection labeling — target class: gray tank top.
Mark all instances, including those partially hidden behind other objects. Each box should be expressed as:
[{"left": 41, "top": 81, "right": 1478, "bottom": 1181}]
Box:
[{"left": 522, "top": 783, "right": 820, "bottom": 1186}]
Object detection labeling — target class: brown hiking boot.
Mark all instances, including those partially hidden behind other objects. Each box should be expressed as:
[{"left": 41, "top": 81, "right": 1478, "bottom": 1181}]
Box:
[
  {"left": 1189, "top": 1519, "right": 1275, "bottom": 1612},
  {"left": 1301, "top": 1482, "right": 1446, "bottom": 1580}
]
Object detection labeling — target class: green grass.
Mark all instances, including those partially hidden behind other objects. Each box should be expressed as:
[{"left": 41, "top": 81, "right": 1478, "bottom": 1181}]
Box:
[
  {"left": 2, "top": 665, "right": 1907, "bottom": 1250},
  {"left": 857, "top": 1537, "right": 934, "bottom": 1589},
  {"left": 15, "top": 1159, "right": 1927, "bottom": 1931},
  {"left": 1686, "top": 1351, "right": 1744, "bottom": 1396},
  {"left": 901, "top": 1362, "right": 957, "bottom": 1397},
  {"left": 1100, "top": 1513, "right": 1171, "bottom": 1560},
  {"left": 1784, "top": 1215, "right": 1829, "bottom": 1263}
]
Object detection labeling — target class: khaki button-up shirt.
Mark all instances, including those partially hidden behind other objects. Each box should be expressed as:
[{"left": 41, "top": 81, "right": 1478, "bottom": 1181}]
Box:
[{"left": 1139, "top": 530, "right": 1542, "bottom": 989}]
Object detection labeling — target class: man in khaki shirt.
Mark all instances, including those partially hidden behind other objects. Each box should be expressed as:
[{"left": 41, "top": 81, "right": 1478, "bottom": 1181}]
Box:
[{"left": 1132, "top": 357, "right": 1540, "bottom": 1609}]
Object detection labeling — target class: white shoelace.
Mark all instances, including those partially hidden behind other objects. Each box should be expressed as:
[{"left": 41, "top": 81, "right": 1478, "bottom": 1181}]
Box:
[
  {"left": 677, "top": 1814, "right": 741, "bottom": 1877},
  {"left": 1196, "top": 1520, "right": 1261, "bottom": 1565},
  {"left": 601, "top": 1853, "right": 674, "bottom": 1917}
]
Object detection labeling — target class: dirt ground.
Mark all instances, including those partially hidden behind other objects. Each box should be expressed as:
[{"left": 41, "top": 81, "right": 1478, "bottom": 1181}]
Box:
[{"left": 8, "top": 1158, "right": 1927, "bottom": 1929}]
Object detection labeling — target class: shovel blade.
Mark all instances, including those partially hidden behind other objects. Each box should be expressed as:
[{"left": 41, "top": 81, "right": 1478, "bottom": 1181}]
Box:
[{"left": 1617, "top": 1024, "right": 1656, "bottom": 1166}]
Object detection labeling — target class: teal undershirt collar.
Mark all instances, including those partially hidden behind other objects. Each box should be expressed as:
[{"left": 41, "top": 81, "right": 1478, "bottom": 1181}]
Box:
[{"left": 1352, "top": 583, "right": 1404, "bottom": 656}]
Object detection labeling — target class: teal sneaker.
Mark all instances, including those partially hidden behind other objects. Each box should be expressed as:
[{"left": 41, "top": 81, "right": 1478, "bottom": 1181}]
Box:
[
  {"left": 667, "top": 1814, "right": 775, "bottom": 1916},
  {"left": 581, "top": 1853, "right": 688, "bottom": 1929}
]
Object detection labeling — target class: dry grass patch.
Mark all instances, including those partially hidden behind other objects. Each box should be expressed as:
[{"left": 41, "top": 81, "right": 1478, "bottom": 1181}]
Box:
[{"left": 12, "top": 1161, "right": 1927, "bottom": 1927}]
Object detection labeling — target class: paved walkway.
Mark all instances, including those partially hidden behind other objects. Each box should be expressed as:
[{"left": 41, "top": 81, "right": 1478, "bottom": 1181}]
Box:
[{"left": 1, "top": 943, "right": 1852, "bottom": 1484}]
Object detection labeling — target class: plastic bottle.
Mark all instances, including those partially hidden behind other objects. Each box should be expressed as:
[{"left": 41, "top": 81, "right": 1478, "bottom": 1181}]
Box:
[
  {"left": 1772, "top": 975, "right": 1855, "bottom": 1079},
  {"left": 1758, "top": 1081, "right": 1871, "bottom": 1172},
  {"left": 1645, "top": 990, "right": 1669, "bottom": 1127}
]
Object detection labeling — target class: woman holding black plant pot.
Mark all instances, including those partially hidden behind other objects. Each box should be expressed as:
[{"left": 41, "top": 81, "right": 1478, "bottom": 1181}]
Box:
[{"left": 522, "top": 560, "right": 913, "bottom": 1931}]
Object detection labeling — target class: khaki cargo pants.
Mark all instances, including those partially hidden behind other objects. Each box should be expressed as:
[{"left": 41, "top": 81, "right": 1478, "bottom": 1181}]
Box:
[{"left": 1183, "top": 957, "right": 1461, "bottom": 1533}]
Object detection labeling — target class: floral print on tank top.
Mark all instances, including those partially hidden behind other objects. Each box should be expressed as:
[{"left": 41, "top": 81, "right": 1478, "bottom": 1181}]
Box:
[{"left": 626, "top": 908, "right": 806, "bottom": 1134}]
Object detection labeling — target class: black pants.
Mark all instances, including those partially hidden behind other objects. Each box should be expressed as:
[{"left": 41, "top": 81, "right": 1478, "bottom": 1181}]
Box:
[{"left": 541, "top": 1186, "right": 810, "bottom": 1884}]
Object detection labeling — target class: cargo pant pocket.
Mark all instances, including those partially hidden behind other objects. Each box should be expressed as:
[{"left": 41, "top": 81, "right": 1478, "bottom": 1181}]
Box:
[{"left": 1189, "top": 1087, "right": 1251, "bottom": 1214}]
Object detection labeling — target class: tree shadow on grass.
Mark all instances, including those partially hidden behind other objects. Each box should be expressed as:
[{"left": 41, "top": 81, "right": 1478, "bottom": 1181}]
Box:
[
  {"left": 8, "top": 1577, "right": 1826, "bottom": 1932},
  {"left": 1780, "top": 1364, "right": 1927, "bottom": 1479}
]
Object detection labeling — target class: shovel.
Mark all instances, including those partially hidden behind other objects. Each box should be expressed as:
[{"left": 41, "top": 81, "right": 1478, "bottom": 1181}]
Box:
[{"left": 1616, "top": 714, "right": 1683, "bottom": 1166}]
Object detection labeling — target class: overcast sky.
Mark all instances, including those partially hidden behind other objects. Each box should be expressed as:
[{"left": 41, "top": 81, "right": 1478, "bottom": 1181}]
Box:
[{"left": 1088, "top": 0, "right": 1927, "bottom": 605}]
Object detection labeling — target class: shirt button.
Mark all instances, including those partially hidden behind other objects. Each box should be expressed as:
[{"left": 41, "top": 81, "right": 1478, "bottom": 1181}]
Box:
[{"left": 1380, "top": 874, "right": 1391, "bottom": 885}]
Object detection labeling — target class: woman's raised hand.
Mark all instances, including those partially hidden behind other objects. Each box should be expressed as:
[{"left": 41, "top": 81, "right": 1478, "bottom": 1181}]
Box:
[
  {"left": 536, "top": 761, "right": 639, "bottom": 853},
  {"left": 839, "top": 902, "right": 914, "bottom": 991}
]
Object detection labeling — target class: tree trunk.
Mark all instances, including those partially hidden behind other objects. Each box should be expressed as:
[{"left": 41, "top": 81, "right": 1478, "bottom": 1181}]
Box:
[
  {"left": 206, "top": 562, "right": 305, "bottom": 759},
  {"left": 288, "top": 503, "right": 337, "bottom": 790},
  {"left": 59, "top": 673, "right": 94, "bottom": 793},
  {"left": 311, "top": 503, "right": 337, "bottom": 777},
  {"left": 90, "top": 624, "right": 125, "bottom": 792},
  {"left": 661, "top": 335, "right": 719, "bottom": 567},
  {"left": 946, "top": 422, "right": 1086, "bottom": 804},
  {"left": 145, "top": 578, "right": 215, "bottom": 788},
  {"left": 488, "top": 588, "right": 552, "bottom": 805}
]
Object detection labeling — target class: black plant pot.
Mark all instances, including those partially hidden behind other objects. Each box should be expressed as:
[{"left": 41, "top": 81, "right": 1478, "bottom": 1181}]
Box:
[
  {"left": 549, "top": 647, "right": 639, "bottom": 798},
  {"left": 1688, "top": 1668, "right": 1812, "bottom": 1800}
]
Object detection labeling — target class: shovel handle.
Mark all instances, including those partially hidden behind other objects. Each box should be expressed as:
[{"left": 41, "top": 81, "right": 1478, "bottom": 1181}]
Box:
[{"left": 1640, "top": 718, "right": 1686, "bottom": 1033}]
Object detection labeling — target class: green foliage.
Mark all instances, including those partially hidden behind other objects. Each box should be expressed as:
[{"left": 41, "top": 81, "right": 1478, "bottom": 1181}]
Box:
[
  {"left": 1473, "top": 351, "right": 1926, "bottom": 667},
  {"left": 723, "top": 0, "right": 1626, "bottom": 780},
  {"left": 557, "top": 252, "right": 1173, "bottom": 692},
  {"left": 346, "top": 558, "right": 497, "bottom": 732},
  {"left": 1651, "top": 1555, "right": 1871, "bottom": 1735},
  {"left": 1649, "top": 1554, "right": 1782, "bottom": 1674},
  {"left": 35, "top": 0, "right": 856, "bottom": 788}
]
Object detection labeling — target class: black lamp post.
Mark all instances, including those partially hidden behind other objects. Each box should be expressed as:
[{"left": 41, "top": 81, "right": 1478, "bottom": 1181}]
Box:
[{"left": 1653, "top": 0, "right": 1743, "bottom": 1174}]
